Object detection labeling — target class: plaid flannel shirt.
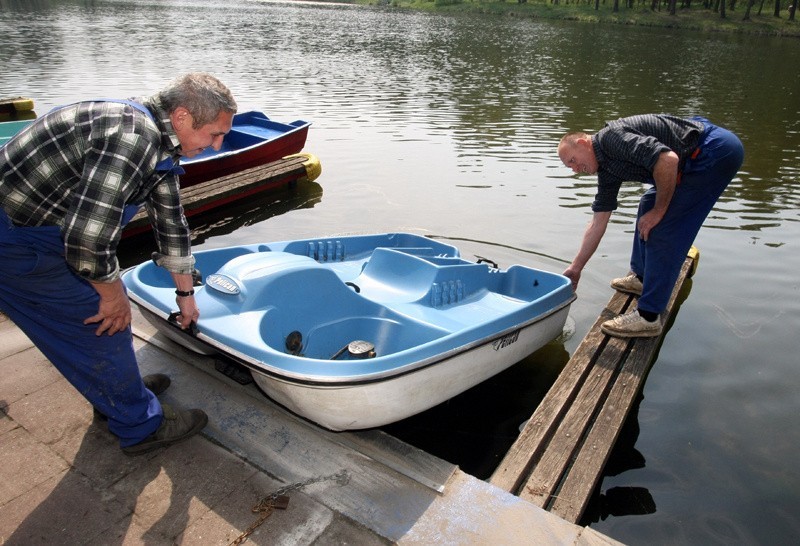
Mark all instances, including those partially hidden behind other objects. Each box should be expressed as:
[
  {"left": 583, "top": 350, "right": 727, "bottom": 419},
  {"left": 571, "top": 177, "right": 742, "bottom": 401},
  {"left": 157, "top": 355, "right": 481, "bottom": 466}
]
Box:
[{"left": 0, "top": 97, "right": 194, "bottom": 282}]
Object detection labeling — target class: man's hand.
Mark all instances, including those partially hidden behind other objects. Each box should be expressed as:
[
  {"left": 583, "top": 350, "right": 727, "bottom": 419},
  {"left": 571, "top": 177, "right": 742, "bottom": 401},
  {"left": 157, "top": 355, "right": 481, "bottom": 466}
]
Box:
[
  {"left": 174, "top": 293, "right": 200, "bottom": 329},
  {"left": 85, "top": 279, "right": 132, "bottom": 336},
  {"left": 641, "top": 150, "right": 679, "bottom": 241},
  {"left": 563, "top": 265, "right": 581, "bottom": 293},
  {"left": 637, "top": 208, "right": 665, "bottom": 241}
]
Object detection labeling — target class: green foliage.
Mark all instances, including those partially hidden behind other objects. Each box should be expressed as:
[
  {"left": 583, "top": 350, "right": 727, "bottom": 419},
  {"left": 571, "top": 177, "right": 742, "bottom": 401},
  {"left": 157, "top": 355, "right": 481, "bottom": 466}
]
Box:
[{"left": 362, "top": 0, "right": 800, "bottom": 37}]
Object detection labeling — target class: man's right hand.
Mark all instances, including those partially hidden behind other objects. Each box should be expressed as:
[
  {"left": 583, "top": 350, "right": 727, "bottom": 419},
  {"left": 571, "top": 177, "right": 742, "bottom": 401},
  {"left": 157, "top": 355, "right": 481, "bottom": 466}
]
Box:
[{"left": 85, "top": 279, "right": 132, "bottom": 336}]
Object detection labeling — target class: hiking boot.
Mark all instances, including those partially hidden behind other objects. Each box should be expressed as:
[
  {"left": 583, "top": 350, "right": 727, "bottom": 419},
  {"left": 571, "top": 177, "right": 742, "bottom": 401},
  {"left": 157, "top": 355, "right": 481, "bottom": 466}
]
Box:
[
  {"left": 93, "top": 373, "right": 172, "bottom": 422},
  {"left": 601, "top": 310, "right": 662, "bottom": 338},
  {"left": 610, "top": 274, "right": 643, "bottom": 296},
  {"left": 122, "top": 404, "right": 208, "bottom": 456}
]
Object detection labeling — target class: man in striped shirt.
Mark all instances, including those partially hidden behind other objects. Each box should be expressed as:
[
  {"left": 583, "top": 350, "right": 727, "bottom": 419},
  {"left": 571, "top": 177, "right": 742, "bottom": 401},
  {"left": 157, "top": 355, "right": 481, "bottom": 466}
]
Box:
[
  {"left": 558, "top": 114, "right": 744, "bottom": 338},
  {"left": 0, "top": 73, "right": 237, "bottom": 454}
]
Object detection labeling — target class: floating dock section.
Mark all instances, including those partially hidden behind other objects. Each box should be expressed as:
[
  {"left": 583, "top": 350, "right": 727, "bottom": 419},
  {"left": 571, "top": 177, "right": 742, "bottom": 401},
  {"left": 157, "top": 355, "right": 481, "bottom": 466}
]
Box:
[
  {"left": 125, "top": 152, "right": 321, "bottom": 237},
  {"left": 490, "top": 248, "right": 699, "bottom": 524}
]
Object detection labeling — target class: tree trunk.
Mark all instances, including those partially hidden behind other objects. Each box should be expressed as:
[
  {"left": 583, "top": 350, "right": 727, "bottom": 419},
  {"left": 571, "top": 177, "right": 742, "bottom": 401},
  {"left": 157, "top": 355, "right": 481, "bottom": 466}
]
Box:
[{"left": 743, "top": 0, "right": 755, "bottom": 19}]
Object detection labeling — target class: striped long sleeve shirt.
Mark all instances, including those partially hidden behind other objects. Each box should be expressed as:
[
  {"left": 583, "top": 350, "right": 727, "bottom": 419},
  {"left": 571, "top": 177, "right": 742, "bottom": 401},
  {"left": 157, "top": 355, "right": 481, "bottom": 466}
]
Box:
[
  {"left": 591, "top": 114, "right": 705, "bottom": 212},
  {"left": 0, "top": 97, "right": 194, "bottom": 282}
]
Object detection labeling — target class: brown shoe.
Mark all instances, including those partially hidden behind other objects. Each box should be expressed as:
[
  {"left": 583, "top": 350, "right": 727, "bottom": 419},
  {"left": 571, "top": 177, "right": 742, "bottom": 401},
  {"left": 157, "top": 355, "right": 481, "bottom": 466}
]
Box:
[{"left": 122, "top": 404, "right": 208, "bottom": 455}]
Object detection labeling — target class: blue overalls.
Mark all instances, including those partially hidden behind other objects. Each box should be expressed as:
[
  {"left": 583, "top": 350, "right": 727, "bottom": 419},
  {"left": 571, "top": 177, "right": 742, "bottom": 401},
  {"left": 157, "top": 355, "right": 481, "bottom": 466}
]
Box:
[
  {"left": 631, "top": 117, "right": 745, "bottom": 315},
  {"left": 0, "top": 100, "right": 183, "bottom": 448}
]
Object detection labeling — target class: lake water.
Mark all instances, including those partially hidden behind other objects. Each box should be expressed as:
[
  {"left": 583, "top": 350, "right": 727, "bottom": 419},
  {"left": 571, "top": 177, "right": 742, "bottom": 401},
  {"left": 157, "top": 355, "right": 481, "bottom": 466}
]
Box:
[{"left": 2, "top": 0, "right": 799, "bottom": 543}]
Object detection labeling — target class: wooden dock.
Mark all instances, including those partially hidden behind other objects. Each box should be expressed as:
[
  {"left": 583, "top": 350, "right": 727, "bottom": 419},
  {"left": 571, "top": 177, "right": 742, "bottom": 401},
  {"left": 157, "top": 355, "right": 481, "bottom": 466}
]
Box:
[
  {"left": 124, "top": 152, "right": 321, "bottom": 237},
  {"left": 489, "top": 248, "right": 699, "bottom": 524}
]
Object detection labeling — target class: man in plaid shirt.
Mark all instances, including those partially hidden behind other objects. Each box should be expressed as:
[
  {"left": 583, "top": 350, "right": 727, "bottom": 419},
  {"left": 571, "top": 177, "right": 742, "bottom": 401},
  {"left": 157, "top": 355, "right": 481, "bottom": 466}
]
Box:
[
  {"left": 558, "top": 114, "right": 744, "bottom": 338},
  {"left": 0, "top": 72, "right": 237, "bottom": 454}
]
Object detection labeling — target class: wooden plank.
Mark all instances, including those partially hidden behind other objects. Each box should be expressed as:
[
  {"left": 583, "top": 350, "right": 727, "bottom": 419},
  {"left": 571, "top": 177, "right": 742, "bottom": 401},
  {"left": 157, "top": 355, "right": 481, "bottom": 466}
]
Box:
[
  {"left": 488, "top": 290, "right": 631, "bottom": 494},
  {"left": 180, "top": 155, "right": 308, "bottom": 202},
  {"left": 548, "top": 256, "right": 693, "bottom": 522},
  {"left": 518, "top": 334, "right": 629, "bottom": 507},
  {"left": 125, "top": 155, "right": 310, "bottom": 235},
  {"left": 490, "top": 251, "right": 697, "bottom": 523},
  {"left": 330, "top": 430, "right": 458, "bottom": 494}
]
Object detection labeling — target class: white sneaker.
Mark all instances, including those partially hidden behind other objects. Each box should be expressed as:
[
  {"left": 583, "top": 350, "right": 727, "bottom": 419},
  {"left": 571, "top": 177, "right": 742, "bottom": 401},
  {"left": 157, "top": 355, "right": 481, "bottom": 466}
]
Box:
[
  {"left": 601, "top": 311, "right": 662, "bottom": 338},
  {"left": 610, "top": 274, "right": 643, "bottom": 296}
]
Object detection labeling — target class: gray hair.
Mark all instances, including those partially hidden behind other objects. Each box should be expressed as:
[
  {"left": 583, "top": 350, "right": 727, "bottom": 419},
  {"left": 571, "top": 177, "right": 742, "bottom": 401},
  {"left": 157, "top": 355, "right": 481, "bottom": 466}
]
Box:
[
  {"left": 559, "top": 131, "right": 589, "bottom": 147},
  {"left": 158, "top": 72, "right": 237, "bottom": 128}
]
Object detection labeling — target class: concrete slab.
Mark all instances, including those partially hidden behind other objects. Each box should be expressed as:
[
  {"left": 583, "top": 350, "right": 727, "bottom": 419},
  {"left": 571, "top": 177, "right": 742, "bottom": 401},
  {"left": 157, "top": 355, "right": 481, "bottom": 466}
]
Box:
[{"left": 0, "top": 310, "right": 623, "bottom": 545}]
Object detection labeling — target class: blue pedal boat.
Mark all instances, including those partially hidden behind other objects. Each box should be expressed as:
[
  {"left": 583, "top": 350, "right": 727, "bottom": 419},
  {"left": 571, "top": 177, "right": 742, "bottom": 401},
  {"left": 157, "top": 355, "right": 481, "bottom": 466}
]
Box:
[{"left": 122, "top": 233, "right": 576, "bottom": 431}]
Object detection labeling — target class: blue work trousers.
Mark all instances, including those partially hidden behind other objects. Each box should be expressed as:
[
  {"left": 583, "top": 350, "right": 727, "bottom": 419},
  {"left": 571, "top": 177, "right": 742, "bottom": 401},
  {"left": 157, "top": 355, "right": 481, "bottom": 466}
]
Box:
[
  {"left": 632, "top": 118, "right": 744, "bottom": 315},
  {"left": 0, "top": 209, "right": 162, "bottom": 447}
]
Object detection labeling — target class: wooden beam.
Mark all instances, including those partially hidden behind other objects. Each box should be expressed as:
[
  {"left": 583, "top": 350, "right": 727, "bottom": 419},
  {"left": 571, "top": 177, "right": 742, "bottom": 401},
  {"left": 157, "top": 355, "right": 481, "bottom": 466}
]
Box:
[
  {"left": 124, "top": 154, "right": 318, "bottom": 237},
  {"left": 489, "top": 250, "right": 697, "bottom": 524}
]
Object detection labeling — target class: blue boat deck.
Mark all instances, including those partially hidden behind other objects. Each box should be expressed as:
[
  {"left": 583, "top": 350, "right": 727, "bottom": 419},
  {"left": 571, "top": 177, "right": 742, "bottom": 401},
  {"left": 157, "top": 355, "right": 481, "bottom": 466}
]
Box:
[{"left": 124, "top": 235, "right": 572, "bottom": 372}]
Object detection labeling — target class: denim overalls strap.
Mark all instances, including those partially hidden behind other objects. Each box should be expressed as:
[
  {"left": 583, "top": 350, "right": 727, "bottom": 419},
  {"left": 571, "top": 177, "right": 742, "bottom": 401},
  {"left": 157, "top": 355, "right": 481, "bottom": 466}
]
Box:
[
  {"left": 83, "top": 99, "right": 185, "bottom": 226},
  {"left": 90, "top": 99, "right": 185, "bottom": 175}
]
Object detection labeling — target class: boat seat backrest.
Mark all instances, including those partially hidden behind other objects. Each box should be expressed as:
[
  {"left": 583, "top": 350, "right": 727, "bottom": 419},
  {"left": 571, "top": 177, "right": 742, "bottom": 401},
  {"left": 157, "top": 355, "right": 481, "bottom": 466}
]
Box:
[
  {"left": 223, "top": 129, "right": 264, "bottom": 149},
  {"left": 356, "top": 248, "right": 490, "bottom": 306}
]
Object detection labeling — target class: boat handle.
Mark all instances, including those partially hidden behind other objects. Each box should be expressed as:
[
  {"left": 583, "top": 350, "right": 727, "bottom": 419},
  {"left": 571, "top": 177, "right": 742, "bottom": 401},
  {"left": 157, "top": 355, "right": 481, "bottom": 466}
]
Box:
[
  {"left": 475, "top": 255, "right": 499, "bottom": 269},
  {"left": 168, "top": 311, "right": 199, "bottom": 336},
  {"left": 345, "top": 281, "right": 360, "bottom": 293}
]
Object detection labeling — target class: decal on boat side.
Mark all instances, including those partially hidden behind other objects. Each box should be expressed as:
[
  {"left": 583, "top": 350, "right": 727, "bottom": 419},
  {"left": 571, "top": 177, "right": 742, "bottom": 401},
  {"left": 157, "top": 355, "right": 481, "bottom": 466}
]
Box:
[
  {"left": 492, "top": 329, "right": 520, "bottom": 351},
  {"left": 206, "top": 274, "right": 241, "bottom": 295}
]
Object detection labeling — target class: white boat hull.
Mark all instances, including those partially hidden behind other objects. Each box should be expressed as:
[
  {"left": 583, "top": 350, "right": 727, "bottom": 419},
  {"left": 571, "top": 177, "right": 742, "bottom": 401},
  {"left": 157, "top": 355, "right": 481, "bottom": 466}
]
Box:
[{"left": 251, "top": 305, "right": 570, "bottom": 431}]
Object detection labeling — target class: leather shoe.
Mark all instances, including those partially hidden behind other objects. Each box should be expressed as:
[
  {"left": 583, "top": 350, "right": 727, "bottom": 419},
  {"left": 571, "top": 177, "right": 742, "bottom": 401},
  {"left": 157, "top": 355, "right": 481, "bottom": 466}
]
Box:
[{"left": 122, "top": 404, "right": 208, "bottom": 455}]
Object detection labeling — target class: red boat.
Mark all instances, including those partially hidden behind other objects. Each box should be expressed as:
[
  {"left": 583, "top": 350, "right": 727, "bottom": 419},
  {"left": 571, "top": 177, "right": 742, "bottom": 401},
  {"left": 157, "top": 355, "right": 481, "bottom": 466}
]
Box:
[
  {"left": 1, "top": 108, "right": 312, "bottom": 188},
  {"left": 1, "top": 104, "right": 321, "bottom": 239},
  {"left": 179, "top": 110, "right": 311, "bottom": 187}
]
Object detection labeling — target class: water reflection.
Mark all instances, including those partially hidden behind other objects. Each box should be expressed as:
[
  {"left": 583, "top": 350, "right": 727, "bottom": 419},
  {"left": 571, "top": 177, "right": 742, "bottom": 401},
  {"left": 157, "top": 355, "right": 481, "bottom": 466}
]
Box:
[
  {"left": 581, "top": 392, "right": 657, "bottom": 525},
  {"left": 4, "top": 1, "right": 798, "bottom": 238},
  {"left": 2, "top": 1, "right": 799, "bottom": 542},
  {"left": 118, "top": 179, "right": 323, "bottom": 269},
  {"left": 384, "top": 341, "right": 571, "bottom": 480}
]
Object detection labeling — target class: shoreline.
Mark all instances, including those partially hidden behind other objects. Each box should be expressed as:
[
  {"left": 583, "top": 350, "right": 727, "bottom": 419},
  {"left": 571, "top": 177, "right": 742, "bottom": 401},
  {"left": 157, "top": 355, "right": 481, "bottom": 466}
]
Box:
[{"left": 354, "top": 0, "right": 800, "bottom": 38}]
